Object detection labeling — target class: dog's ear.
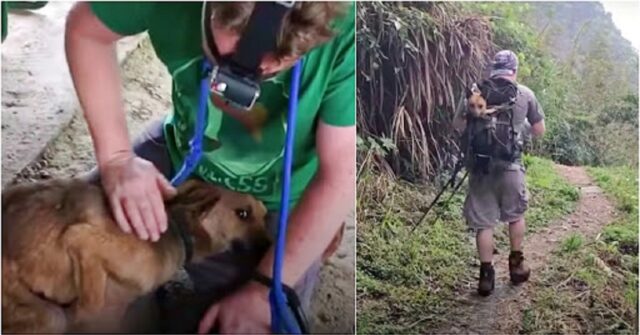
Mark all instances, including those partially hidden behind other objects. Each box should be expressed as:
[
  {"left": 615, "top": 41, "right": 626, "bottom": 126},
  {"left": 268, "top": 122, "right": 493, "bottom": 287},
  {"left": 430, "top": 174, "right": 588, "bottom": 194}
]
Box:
[
  {"left": 467, "top": 83, "right": 482, "bottom": 98},
  {"left": 471, "top": 83, "right": 483, "bottom": 94},
  {"left": 169, "top": 179, "right": 221, "bottom": 217},
  {"left": 174, "top": 179, "right": 203, "bottom": 196},
  {"left": 465, "top": 85, "right": 473, "bottom": 99}
]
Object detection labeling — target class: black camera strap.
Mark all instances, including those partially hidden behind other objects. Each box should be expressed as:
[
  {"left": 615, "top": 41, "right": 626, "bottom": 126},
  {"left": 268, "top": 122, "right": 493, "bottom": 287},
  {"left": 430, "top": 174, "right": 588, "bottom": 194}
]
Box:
[
  {"left": 202, "top": 2, "right": 293, "bottom": 79},
  {"left": 232, "top": 2, "right": 291, "bottom": 76}
]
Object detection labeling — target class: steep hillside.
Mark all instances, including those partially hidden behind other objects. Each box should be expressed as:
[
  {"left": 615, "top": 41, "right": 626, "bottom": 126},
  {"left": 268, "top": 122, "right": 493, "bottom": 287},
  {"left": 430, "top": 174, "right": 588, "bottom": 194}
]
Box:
[{"left": 526, "top": 2, "right": 638, "bottom": 91}]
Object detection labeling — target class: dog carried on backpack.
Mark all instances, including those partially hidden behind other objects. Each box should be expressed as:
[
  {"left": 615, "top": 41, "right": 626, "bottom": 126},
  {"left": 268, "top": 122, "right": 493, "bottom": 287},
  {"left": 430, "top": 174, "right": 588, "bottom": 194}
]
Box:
[{"left": 462, "top": 77, "right": 524, "bottom": 174}]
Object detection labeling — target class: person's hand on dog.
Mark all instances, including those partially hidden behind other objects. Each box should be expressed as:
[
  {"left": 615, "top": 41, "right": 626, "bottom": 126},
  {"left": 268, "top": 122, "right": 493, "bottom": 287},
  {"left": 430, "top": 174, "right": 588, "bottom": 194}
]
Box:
[
  {"left": 100, "top": 151, "right": 177, "bottom": 242},
  {"left": 198, "top": 281, "right": 270, "bottom": 334}
]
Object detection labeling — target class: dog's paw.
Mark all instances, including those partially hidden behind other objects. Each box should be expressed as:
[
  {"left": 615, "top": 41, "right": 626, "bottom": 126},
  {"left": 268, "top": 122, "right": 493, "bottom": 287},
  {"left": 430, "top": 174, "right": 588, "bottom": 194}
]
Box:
[{"left": 484, "top": 108, "right": 497, "bottom": 115}]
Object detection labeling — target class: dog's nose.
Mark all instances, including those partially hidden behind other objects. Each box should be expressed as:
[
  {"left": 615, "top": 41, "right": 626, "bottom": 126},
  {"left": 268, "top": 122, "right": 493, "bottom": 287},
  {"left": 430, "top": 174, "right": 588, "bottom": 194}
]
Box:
[{"left": 230, "top": 234, "right": 271, "bottom": 255}]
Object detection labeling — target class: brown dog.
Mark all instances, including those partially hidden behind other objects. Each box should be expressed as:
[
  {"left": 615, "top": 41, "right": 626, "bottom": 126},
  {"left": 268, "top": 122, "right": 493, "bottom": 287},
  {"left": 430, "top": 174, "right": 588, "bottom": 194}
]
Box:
[
  {"left": 1, "top": 178, "right": 269, "bottom": 334},
  {"left": 467, "top": 83, "right": 496, "bottom": 118}
]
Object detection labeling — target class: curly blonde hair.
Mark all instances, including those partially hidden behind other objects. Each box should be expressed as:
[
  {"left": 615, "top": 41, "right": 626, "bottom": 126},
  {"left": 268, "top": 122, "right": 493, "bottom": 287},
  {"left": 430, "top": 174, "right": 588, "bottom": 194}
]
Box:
[{"left": 209, "top": 2, "right": 347, "bottom": 59}]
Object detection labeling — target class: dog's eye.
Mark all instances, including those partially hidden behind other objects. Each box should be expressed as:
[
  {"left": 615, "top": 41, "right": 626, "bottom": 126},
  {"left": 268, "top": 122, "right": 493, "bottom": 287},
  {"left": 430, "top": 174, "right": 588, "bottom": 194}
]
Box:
[{"left": 235, "top": 209, "right": 250, "bottom": 220}]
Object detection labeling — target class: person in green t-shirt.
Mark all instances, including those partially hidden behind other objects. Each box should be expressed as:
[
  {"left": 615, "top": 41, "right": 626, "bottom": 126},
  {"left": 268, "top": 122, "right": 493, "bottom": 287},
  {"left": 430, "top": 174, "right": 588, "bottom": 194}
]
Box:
[{"left": 65, "top": 2, "right": 355, "bottom": 333}]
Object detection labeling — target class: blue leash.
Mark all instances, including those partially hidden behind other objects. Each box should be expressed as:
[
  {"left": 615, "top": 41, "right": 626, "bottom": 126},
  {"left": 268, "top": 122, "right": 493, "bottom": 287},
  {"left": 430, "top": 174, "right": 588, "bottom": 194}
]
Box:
[
  {"left": 170, "top": 60, "right": 212, "bottom": 187},
  {"left": 269, "top": 60, "right": 303, "bottom": 334},
  {"left": 170, "top": 58, "right": 304, "bottom": 334}
]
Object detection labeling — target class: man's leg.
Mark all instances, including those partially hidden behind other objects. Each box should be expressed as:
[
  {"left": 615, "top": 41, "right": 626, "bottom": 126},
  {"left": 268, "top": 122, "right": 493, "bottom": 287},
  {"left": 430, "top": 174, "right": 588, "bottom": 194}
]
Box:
[
  {"left": 463, "top": 172, "right": 499, "bottom": 296},
  {"left": 475, "top": 227, "right": 496, "bottom": 296},
  {"left": 500, "top": 167, "right": 531, "bottom": 285},
  {"left": 476, "top": 228, "right": 494, "bottom": 263},
  {"left": 508, "top": 217, "right": 526, "bottom": 252}
]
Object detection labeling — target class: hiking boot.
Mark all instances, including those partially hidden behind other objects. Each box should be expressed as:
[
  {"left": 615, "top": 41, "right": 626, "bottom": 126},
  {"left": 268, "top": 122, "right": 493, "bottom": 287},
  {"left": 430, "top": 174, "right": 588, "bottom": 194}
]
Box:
[
  {"left": 509, "top": 251, "right": 530, "bottom": 285},
  {"left": 478, "top": 263, "right": 495, "bottom": 297}
]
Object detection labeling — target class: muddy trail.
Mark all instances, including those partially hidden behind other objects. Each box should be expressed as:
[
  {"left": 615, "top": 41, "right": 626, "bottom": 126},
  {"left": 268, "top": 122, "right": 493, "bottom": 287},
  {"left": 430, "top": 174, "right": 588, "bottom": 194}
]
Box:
[
  {"left": 434, "top": 164, "right": 618, "bottom": 334},
  {"left": 9, "top": 39, "right": 355, "bottom": 333}
]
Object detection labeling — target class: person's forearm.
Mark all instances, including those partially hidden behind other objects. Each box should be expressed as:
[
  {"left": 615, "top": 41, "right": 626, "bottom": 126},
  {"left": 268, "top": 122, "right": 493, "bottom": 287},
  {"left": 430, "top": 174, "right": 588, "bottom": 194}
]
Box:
[
  {"left": 257, "top": 172, "right": 354, "bottom": 286},
  {"left": 531, "top": 120, "right": 545, "bottom": 138},
  {"left": 65, "top": 17, "right": 131, "bottom": 166}
]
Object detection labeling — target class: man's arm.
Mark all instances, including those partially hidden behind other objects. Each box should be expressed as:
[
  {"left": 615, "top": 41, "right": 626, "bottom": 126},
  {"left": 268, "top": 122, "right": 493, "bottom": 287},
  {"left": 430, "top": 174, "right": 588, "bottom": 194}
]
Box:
[
  {"left": 257, "top": 121, "right": 356, "bottom": 285},
  {"left": 66, "top": 3, "right": 175, "bottom": 241},
  {"left": 530, "top": 119, "right": 545, "bottom": 138},
  {"left": 527, "top": 92, "right": 545, "bottom": 138},
  {"left": 66, "top": 2, "right": 131, "bottom": 166}
]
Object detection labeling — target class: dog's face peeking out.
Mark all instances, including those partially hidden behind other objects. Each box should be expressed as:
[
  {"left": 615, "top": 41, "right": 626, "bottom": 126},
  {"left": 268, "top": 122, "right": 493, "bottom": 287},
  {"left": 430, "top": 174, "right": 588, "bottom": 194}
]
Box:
[
  {"left": 467, "top": 83, "right": 489, "bottom": 118},
  {"left": 167, "top": 179, "right": 270, "bottom": 261}
]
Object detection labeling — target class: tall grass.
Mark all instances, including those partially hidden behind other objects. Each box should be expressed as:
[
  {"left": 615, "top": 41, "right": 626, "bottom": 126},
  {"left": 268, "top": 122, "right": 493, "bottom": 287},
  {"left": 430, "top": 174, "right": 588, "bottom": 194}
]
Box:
[{"left": 357, "top": 2, "right": 494, "bottom": 181}]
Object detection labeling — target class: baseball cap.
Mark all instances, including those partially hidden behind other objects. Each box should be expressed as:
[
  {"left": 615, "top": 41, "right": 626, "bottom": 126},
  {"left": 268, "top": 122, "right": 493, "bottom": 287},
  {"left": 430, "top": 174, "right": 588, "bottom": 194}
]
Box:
[{"left": 490, "top": 50, "right": 518, "bottom": 77}]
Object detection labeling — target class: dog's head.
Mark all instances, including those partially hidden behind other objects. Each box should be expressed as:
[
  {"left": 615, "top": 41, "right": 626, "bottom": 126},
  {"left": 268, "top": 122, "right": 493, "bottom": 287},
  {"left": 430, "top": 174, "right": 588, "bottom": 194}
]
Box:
[
  {"left": 466, "top": 83, "right": 488, "bottom": 118},
  {"left": 166, "top": 179, "right": 270, "bottom": 262},
  {"left": 466, "top": 83, "right": 497, "bottom": 118}
]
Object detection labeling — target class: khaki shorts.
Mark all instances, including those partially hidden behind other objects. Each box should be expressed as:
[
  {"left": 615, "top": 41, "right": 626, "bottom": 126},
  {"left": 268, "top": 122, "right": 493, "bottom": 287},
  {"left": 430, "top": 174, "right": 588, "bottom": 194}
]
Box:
[{"left": 463, "top": 165, "right": 529, "bottom": 230}]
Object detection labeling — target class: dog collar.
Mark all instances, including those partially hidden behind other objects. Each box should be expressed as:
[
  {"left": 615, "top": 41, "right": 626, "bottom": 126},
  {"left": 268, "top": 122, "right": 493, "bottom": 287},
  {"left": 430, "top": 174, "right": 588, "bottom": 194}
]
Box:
[{"left": 168, "top": 216, "right": 194, "bottom": 264}]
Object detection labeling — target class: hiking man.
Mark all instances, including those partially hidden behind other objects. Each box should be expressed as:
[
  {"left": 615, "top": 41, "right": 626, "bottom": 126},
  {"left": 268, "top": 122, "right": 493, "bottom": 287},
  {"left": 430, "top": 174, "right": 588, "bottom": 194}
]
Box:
[
  {"left": 65, "top": 2, "right": 355, "bottom": 332},
  {"left": 453, "top": 50, "right": 546, "bottom": 296}
]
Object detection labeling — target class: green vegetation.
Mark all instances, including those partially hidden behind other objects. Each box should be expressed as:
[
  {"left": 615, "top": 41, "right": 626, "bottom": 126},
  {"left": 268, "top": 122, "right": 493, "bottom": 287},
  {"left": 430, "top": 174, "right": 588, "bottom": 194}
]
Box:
[
  {"left": 561, "top": 233, "right": 584, "bottom": 253},
  {"left": 522, "top": 166, "right": 638, "bottom": 334},
  {"left": 589, "top": 166, "right": 639, "bottom": 218},
  {"left": 357, "top": 1, "right": 493, "bottom": 180},
  {"left": 523, "top": 156, "right": 579, "bottom": 231},
  {"left": 356, "top": 165, "right": 473, "bottom": 334},
  {"left": 357, "top": 154, "right": 579, "bottom": 333},
  {"left": 357, "top": 2, "right": 638, "bottom": 183}
]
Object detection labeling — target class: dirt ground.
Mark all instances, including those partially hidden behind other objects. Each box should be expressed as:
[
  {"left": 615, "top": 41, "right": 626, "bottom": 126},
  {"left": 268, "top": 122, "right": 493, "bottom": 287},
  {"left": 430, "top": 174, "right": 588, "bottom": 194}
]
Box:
[
  {"left": 434, "top": 165, "right": 618, "bottom": 334},
  {"left": 1, "top": 2, "right": 143, "bottom": 187},
  {"left": 8, "top": 38, "right": 355, "bottom": 333}
]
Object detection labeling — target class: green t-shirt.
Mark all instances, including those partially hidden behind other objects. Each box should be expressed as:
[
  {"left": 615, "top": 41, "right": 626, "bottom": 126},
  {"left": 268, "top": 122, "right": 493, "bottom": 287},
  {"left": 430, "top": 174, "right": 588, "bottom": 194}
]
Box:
[
  {"left": 90, "top": 2, "right": 355, "bottom": 211},
  {"left": 1, "top": 2, "right": 7, "bottom": 42}
]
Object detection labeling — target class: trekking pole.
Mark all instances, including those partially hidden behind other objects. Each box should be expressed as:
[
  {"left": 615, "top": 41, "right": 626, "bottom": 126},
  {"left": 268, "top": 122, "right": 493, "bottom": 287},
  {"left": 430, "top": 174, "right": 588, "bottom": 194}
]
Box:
[
  {"left": 439, "top": 170, "right": 468, "bottom": 209},
  {"left": 410, "top": 161, "right": 466, "bottom": 233}
]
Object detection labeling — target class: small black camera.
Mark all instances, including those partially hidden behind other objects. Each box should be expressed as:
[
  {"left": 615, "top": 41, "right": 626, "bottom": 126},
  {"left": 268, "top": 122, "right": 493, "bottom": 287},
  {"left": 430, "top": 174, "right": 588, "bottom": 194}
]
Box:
[{"left": 210, "top": 65, "right": 261, "bottom": 111}]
